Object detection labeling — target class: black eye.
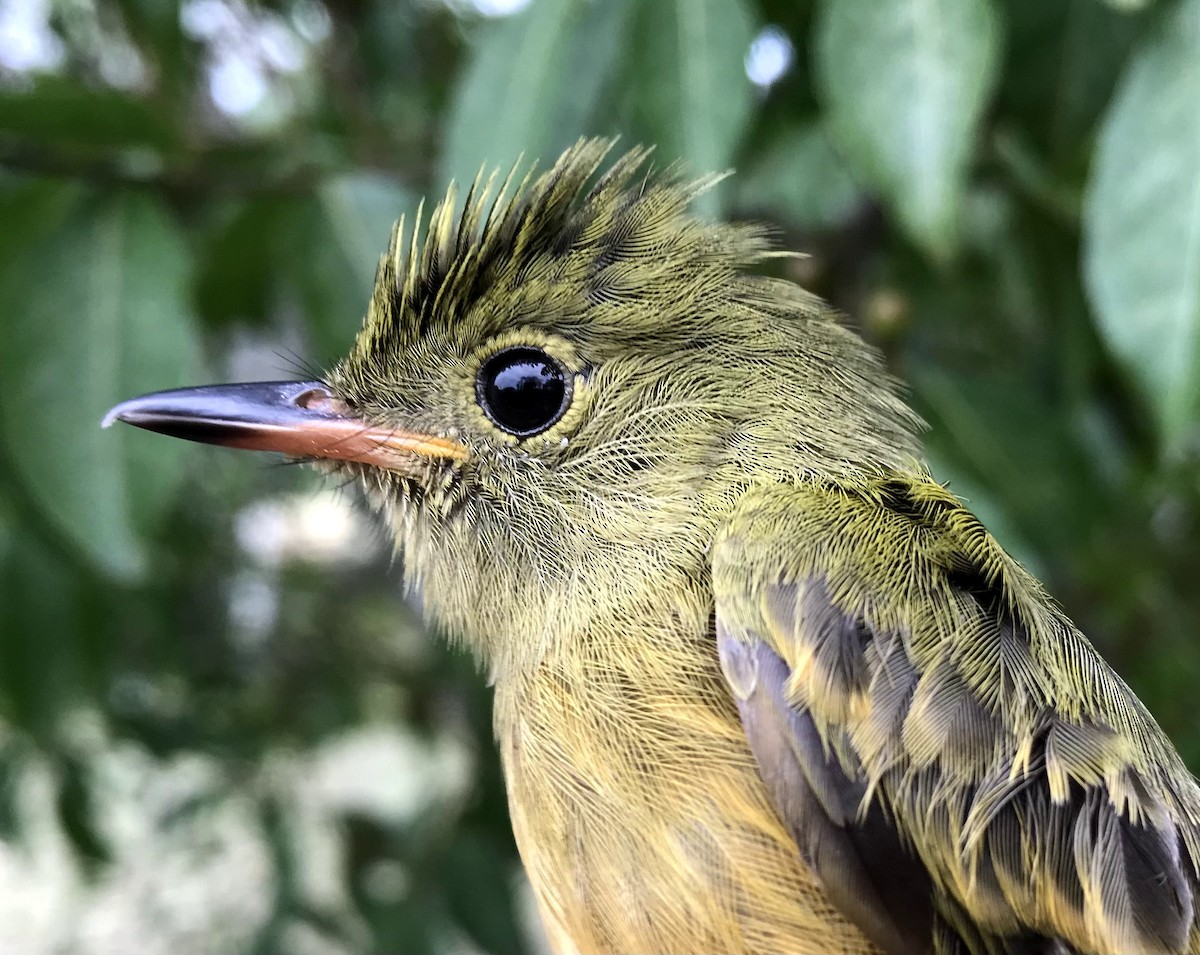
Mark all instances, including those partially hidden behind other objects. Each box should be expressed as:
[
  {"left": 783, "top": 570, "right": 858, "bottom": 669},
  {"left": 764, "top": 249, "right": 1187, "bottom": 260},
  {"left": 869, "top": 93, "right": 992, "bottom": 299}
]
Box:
[{"left": 476, "top": 346, "right": 571, "bottom": 437}]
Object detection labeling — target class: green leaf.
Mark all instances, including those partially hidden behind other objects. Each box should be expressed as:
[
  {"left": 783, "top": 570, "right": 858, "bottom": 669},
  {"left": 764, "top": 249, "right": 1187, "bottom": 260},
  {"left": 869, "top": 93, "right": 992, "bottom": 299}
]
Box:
[
  {"left": 1083, "top": 0, "right": 1200, "bottom": 455},
  {"left": 1001, "top": 0, "right": 1146, "bottom": 166},
  {"left": 0, "top": 77, "right": 176, "bottom": 151},
  {"left": 441, "top": 830, "right": 525, "bottom": 955},
  {"left": 440, "top": 0, "right": 627, "bottom": 196},
  {"left": 319, "top": 175, "right": 410, "bottom": 298},
  {"left": 912, "top": 366, "right": 1106, "bottom": 556},
  {"left": 0, "top": 742, "right": 23, "bottom": 843},
  {"left": 0, "top": 179, "right": 82, "bottom": 262},
  {"left": 285, "top": 173, "right": 413, "bottom": 367},
  {"left": 116, "top": 0, "right": 185, "bottom": 72},
  {"left": 195, "top": 196, "right": 290, "bottom": 328},
  {"left": 0, "top": 518, "right": 87, "bottom": 733},
  {"left": 625, "top": 0, "right": 759, "bottom": 217},
  {"left": 734, "top": 122, "right": 863, "bottom": 228},
  {"left": 56, "top": 750, "right": 110, "bottom": 871},
  {"left": 814, "top": 0, "right": 1002, "bottom": 259},
  {"left": 0, "top": 190, "right": 204, "bottom": 580}
]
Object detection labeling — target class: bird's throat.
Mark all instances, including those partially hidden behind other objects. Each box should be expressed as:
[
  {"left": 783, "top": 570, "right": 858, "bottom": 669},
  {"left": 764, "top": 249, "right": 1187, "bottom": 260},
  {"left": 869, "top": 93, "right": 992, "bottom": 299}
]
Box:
[{"left": 492, "top": 614, "right": 878, "bottom": 955}]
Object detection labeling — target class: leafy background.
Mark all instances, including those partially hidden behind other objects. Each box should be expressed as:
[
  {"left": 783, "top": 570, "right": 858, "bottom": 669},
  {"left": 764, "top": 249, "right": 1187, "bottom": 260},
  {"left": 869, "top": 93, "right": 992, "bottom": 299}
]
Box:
[{"left": 1, "top": 0, "right": 1199, "bottom": 951}]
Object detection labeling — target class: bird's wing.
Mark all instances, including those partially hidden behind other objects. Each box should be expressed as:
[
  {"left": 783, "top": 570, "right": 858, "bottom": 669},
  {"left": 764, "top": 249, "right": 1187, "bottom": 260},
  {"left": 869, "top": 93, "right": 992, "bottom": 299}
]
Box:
[{"left": 713, "top": 477, "right": 1200, "bottom": 955}]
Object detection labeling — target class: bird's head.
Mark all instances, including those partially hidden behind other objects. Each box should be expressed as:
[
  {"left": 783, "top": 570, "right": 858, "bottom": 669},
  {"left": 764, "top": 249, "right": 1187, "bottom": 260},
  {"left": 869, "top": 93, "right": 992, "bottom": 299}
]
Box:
[{"left": 107, "top": 140, "right": 922, "bottom": 675}]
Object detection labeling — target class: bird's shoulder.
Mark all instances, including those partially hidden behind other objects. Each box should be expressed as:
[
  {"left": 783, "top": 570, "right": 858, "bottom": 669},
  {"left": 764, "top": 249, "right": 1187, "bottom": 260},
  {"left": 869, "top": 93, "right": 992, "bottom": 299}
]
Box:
[{"left": 713, "top": 474, "right": 1200, "bottom": 954}]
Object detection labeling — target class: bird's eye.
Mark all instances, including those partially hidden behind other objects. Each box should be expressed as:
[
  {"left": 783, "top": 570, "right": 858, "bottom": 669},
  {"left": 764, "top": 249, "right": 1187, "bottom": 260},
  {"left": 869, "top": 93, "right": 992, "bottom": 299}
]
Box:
[{"left": 475, "top": 346, "right": 571, "bottom": 437}]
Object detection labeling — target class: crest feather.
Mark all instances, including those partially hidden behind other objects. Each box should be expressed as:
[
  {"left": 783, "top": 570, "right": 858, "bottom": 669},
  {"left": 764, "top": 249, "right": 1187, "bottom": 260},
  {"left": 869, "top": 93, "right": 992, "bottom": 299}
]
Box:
[{"left": 351, "top": 139, "right": 757, "bottom": 356}]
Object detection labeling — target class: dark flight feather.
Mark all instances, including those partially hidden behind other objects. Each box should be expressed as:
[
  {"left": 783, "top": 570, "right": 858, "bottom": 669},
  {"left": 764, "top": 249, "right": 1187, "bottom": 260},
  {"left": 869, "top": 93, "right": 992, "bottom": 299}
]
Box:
[{"left": 714, "top": 476, "right": 1200, "bottom": 954}]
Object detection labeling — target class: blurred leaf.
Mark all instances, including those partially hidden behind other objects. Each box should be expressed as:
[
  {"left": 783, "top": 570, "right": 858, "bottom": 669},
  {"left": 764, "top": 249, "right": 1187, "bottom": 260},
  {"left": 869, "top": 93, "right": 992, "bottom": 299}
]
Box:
[
  {"left": 625, "top": 0, "right": 758, "bottom": 217},
  {"left": 0, "top": 189, "right": 204, "bottom": 580},
  {"left": 0, "top": 515, "right": 88, "bottom": 733},
  {"left": 1045, "top": 1, "right": 1145, "bottom": 156},
  {"left": 0, "top": 743, "right": 21, "bottom": 843},
  {"left": 360, "top": 893, "right": 438, "bottom": 955},
  {"left": 442, "top": 830, "right": 524, "bottom": 955},
  {"left": 0, "top": 179, "right": 82, "bottom": 262},
  {"left": 116, "top": 0, "right": 186, "bottom": 76},
  {"left": 557, "top": 0, "right": 632, "bottom": 135},
  {"left": 0, "top": 76, "right": 175, "bottom": 151},
  {"left": 195, "top": 196, "right": 291, "bottom": 328},
  {"left": 1000, "top": 0, "right": 1146, "bottom": 169},
  {"left": 285, "top": 173, "right": 413, "bottom": 366},
  {"left": 912, "top": 366, "right": 1109, "bottom": 555},
  {"left": 55, "top": 751, "right": 110, "bottom": 871},
  {"left": 319, "top": 175, "right": 410, "bottom": 295},
  {"left": 991, "top": 129, "right": 1082, "bottom": 223},
  {"left": 440, "top": 0, "right": 627, "bottom": 194},
  {"left": 815, "top": 0, "right": 1001, "bottom": 259},
  {"left": 1100, "top": 0, "right": 1154, "bottom": 9},
  {"left": 1083, "top": 0, "right": 1200, "bottom": 456},
  {"left": 252, "top": 793, "right": 295, "bottom": 955},
  {"left": 734, "top": 121, "right": 862, "bottom": 228}
]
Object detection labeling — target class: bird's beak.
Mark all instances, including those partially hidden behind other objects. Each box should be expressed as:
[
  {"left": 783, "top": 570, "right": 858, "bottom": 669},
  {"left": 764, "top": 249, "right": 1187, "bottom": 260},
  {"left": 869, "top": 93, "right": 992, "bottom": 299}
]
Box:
[{"left": 102, "top": 381, "right": 468, "bottom": 467}]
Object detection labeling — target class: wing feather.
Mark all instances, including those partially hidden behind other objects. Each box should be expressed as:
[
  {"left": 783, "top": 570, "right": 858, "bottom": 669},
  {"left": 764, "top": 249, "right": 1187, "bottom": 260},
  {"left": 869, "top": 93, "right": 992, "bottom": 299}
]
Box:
[
  {"left": 713, "top": 478, "right": 1200, "bottom": 954},
  {"left": 718, "top": 633, "right": 937, "bottom": 954}
]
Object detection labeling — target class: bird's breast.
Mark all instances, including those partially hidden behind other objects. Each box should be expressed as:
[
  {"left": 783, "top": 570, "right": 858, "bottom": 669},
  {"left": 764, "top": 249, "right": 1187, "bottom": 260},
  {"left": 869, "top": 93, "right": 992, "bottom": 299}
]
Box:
[{"left": 493, "top": 619, "right": 877, "bottom": 955}]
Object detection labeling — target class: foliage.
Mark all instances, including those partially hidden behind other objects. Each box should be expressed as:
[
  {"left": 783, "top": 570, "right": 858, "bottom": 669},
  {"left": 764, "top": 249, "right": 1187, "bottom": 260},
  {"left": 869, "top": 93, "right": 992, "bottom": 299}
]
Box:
[{"left": 1, "top": 0, "right": 1199, "bottom": 951}]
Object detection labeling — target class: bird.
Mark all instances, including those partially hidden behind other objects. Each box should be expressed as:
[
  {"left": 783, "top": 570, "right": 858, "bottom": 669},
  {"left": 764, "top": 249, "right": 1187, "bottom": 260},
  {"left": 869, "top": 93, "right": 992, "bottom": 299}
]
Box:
[{"left": 105, "top": 140, "right": 1200, "bottom": 955}]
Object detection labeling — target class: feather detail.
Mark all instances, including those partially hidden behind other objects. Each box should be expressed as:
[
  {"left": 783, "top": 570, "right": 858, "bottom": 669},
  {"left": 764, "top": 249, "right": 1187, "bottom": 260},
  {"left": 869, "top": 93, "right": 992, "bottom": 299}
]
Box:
[{"left": 714, "top": 476, "right": 1200, "bottom": 954}]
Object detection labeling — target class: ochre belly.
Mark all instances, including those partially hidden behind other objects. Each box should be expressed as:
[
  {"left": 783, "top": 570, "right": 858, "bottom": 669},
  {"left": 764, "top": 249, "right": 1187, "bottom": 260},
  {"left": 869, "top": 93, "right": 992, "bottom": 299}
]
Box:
[{"left": 494, "top": 641, "right": 877, "bottom": 954}]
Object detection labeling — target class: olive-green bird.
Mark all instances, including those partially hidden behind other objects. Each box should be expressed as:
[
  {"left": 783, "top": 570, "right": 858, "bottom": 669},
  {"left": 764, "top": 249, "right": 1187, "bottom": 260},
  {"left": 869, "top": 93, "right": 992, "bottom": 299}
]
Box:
[{"left": 105, "top": 141, "right": 1200, "bottom": 955}]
